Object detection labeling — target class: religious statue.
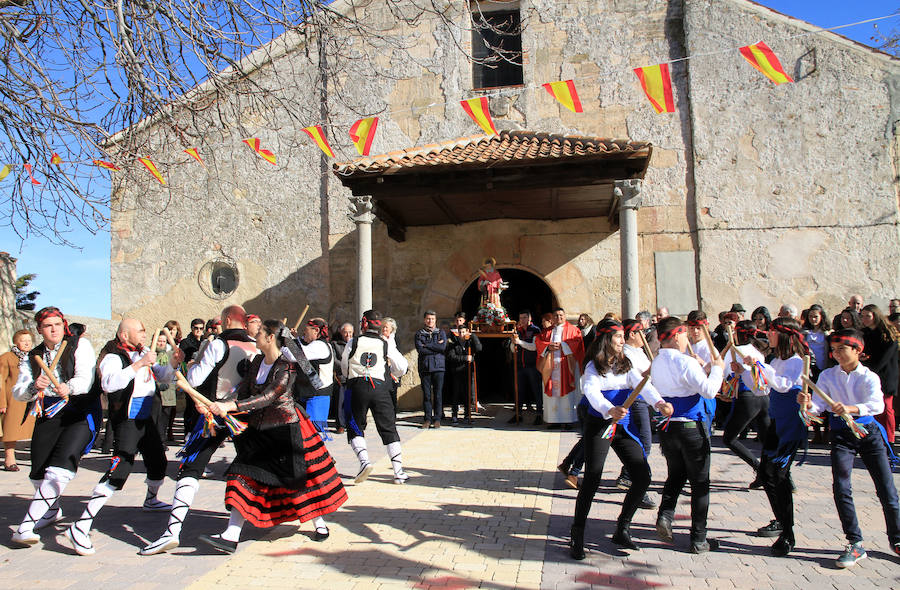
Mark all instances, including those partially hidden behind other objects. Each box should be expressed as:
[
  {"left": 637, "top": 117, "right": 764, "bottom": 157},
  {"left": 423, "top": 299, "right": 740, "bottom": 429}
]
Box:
[{"left": 475, "top": 257, "right": 510, "bottom": 328}]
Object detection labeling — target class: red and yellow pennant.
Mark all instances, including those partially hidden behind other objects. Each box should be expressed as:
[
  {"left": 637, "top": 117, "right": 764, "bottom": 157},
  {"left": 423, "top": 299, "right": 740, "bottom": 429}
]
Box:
[
  {"left": 243, "top": 138, "right": 277, "bottom": 165},
  {"left": 349, "top": 117, "right": 379, "bottom": 156},
  {"left": 460, "top": 97, "right": 497, "bottom": 135},
  {"left": 0, "top": 164, "right": 12, "bottom": 181},
  {"left": 23, "top": 163, "right": 40, "bottom": 185},
  {"left": 542, "top": 80, "right": 583, "bottom": 113},
  {"left": 184, "top": 147, "right": 205, "bottom": 166},
  {"left": 633, "top": 64, "right": 675, "bottom": 114},
  {"left": 50, "top": 153, "right": 62, "bottom": 165},
  {"left": 302, "top": 125, "right": 336, "bottom": 158},
  {"left": 739, "top": 41, "right": 793, "bottom": 85},
  {"left": 138, "top": 157, "right": 166, "bottom": 185},
  {"left": 93, "top": 159, "right": 120, "bottom": 171}
]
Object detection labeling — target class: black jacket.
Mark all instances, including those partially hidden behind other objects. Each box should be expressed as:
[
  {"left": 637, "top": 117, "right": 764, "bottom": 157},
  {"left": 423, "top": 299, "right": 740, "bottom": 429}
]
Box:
[
  {"left": 415, "top": 328, "right": 447, "bottom": 373},
  {"left": 862, "top": 328, "right": 899, "bottom": 397},
  {"left": 446, "top": 332, "right": 482, "bottom": 375}
]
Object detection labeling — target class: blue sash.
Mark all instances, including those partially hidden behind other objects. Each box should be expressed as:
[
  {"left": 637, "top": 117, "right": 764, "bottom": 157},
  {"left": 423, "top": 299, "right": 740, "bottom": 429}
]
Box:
[
  {"left": 581, "top": 389, "right": 648, "bottom": 457},
  {"left": 763, "top": 387, "right": 806, "bottom": 466},
  {"left": 666, "top": 393, "right": 706, "bottom": 422}
]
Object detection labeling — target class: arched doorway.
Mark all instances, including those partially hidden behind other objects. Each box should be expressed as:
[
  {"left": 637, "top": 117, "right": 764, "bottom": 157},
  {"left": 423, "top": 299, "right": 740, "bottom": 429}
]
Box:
[{"left": 459, "top": 268, "right": 557, "bottom": 402}]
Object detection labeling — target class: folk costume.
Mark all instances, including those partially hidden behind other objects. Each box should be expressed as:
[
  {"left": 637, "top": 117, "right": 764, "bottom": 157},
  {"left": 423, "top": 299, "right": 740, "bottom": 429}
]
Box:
[
  {"left": 11, "top": 309, "right": 99, "bottom": 548},
  {"left": 140, "top": 327, "right": 256, "bottom": 555},
  {"left": 809, "top": 337, "right": 900, "bottom": 565},
  {"left": 341, "top": 313, "right": 409, "bottom": 484},
  {"left": 571, "top": 329, "right": 666, "bottom": 558},
  {"left": 200, "top": 354, "right": 347, "bottom": 553},
  {"left": 618, "top": 331, "right": 655, "bottom": 491},
  {"left": 720, "top": 333, "right": 771, "bottom": 475},
  {"left": 298, "top": 328, "right": 335, "bottom": 438},
  {"left": 651, "top": 328, "right": 724, "bottom": 552},
  {"left": 536, "top": 320, "right": 585, "bottom": 424},
  {"left": 66, "top": 337, "right": 177, "bottom": 555}
]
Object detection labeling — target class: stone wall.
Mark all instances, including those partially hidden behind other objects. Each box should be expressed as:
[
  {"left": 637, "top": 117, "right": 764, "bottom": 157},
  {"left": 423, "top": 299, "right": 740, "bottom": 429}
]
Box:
[{"left": 0, "top": 253, "right": 32, "bottom": 353}]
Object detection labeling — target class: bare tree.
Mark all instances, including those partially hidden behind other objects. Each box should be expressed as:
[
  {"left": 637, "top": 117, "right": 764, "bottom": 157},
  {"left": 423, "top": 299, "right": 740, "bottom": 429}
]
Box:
[{"left": 0, "top": 0, "right": 526, "bottom": 244}]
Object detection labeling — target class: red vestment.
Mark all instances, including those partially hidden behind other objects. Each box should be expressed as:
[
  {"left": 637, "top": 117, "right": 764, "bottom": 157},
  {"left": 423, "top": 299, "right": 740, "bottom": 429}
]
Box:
[{"left": 535, "top": 321, "right": 585, "bottom": 397}]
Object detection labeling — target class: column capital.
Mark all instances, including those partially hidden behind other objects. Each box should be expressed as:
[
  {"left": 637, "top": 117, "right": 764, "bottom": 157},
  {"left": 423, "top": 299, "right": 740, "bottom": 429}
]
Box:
[
  {"left": 349, "top": 195, "right": 375, "bottom": 223},
  {"left": 614, "top": 179, "right": 643, "bottom": 211}
]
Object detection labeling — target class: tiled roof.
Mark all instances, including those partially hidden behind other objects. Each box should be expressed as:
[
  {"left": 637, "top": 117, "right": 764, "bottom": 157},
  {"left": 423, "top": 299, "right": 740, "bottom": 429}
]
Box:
[{"left": 333, "top": 130, "right": 651, "bottom": 177}]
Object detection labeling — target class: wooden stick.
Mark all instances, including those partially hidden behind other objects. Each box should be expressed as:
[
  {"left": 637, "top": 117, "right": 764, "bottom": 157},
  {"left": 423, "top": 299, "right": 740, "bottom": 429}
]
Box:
[
  {"left": 174, "top": 371, "right": 214, "bottom": 407},
  {"left": 47, "top": 340, "right": 67, "bottom": 373},
  {"left": 638, "top": 330, "right": 654, "bottom": 360},
  {"left": 802, "top": 355, "right": 811, "bottom": 396},
  {"left": 162, "top": 327, "right": 178, "bottom": 349},
  {"left": 726, "top": 325, "right": 747, "bottom": 364},
  {"left": 701, "top": 324, "right": 721, "bottom": 361},
  {"left": 686, "top": 341, "right": 695, "bottom": 356},
  {"left": 609, "top": 375, "right": 651, "bottom": 426},
  {"left": 34, "top": 357, "right": 62, "bottom": 390},
  {"left": 148, "top": 328, "right": 161, "bottom": 354},
  {"left": 281, "top": 317, "right": 288, "bottom": 326},
  {"left": 292, "top": 304, "right": 310, "bottom": 332}
]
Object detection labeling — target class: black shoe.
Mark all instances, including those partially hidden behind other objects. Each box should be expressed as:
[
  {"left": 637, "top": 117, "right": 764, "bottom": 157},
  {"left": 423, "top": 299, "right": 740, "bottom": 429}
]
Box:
[
  {"left": 756, "top": 520, "right": 782, "bottom": 538},
  {"left": 638, "top": 493, "right": 656, "bottom": 510},
  {"left": 570, "top": 525, "right": 586, "bottom": 560},
  {"left": 533, "top": 415, "right": 543, "bottom": 426},
  {"left": 655, "top": 515, "right": 673, "bottom": 543},
  {"left": 615, "top": 475, "right": 632, "bottom": 491},
  {"left": 313, "top": 527, "right": 330, "bottom": 542},
  {"left": 557, "top": 463, "right": 571, "bottom": 476},
  {"left": 612, "top": 521, "right": 638, "bottom": 550},
  {"left": 450, "top": 417, "right": 459, "bottom": 425},
  {"left": 771, "top": 534, "right": 794, "bottom": 557},
  {"left": 748, "top": 474, "right": 764, "bottom": 489},
  {"left": 198, "top": 534, "right": 237, "bottom": 554},
  {"left": 690, "top": 538, "right": 719, "bottom": 554},
  {"left": 562, "top": 423, "right": 573, "bottom": 431}
]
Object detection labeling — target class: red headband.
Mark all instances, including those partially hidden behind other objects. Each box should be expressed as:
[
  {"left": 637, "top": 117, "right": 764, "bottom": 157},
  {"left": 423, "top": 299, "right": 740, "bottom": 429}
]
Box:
[
  {"left": 830, "top": 334, "right": 864, "bottom": 352},
  {"left": 773, "top": 323, "right": 809, "bottom": 353},
  {"left": 246, "top": 314, "right": 260, "bottom": 322},
  {"left": 596, "top": 323, "right": 624, "bottom": 335},
  {"left": 736, "top": 324, "right": 762, "bottom": 337},
  {"left": 686, "top": 318, "right": 708, "bottom": 327},
  {"left": 658, "top": 325, "right": 686, "bottom": 341},
  {"left": 35, "top": 308, "right": 71, "bottom": 337},
  {"left": 623, "top": 320, "right": 642, "bottom": 335}
]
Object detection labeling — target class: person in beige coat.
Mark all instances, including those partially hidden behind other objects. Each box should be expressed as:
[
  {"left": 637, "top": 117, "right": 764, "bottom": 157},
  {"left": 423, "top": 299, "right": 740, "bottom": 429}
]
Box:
[{"left": 1, "top": 329, "right": 36, "bottom": 471}]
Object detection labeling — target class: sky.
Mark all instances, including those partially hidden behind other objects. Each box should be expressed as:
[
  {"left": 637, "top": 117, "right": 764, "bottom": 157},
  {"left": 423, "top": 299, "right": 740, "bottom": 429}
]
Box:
[{"left": 2, "top": 1, "right": 898, "bottom": 320}]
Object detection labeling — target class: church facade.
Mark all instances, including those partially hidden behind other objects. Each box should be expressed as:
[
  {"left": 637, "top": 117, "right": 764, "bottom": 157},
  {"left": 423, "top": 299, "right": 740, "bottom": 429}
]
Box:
[{"left": 109, "top": 0, "right": 900, "bottom": 406}]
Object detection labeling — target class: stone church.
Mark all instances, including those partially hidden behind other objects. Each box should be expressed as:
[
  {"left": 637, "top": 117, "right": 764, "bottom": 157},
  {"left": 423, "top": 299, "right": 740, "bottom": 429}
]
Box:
[{"left": 108, "top": 0, "right": 900, "bottom": 407}]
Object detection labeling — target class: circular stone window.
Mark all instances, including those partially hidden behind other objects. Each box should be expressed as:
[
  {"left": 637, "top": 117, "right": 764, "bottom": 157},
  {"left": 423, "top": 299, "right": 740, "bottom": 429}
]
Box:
[{"left": 198, "top": 258, "right": 239, "bottom": 300}]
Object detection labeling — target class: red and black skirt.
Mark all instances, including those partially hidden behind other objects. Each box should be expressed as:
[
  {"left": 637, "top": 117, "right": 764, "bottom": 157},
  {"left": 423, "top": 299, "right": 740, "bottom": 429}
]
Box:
[{"left": 224, "top": 411, "right": 347, "bottom": 527}]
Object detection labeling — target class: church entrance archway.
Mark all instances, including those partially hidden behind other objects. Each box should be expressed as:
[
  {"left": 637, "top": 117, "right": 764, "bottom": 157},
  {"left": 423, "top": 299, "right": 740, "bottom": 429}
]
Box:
[{"left": 459, "top": 268, "right": 557, "bottom": 403}]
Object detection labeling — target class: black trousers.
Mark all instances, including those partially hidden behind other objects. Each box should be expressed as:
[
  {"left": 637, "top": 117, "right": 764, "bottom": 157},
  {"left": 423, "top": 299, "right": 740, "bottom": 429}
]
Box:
[
  {"left": 102, "top": 414, "right": 168, "bottom": 489},
  {"left": 722, "top": 392, "right": 770, "bottom": 470},
  {"left": 658, "top": 421, "right": 711, "bottom": 543},
  {"left": 29, "top": 410, "right": 95, "bottom": 481},
  {"left": 517, "top": 366, "right": 543, "bottom": 411},
  {"left": 573, "top": 413, "right": 651, "bottom": 529},
  {"left": 345, "top": 380, "right": 400, "bottom": 445},
  {"left": 177, "top": 429, "right": 228, "bottom": 480},
  {"left": 448, "top": 368, "right": 471, "bottom": 420},
  {"left": 759, "top": 419, "right": 797, "bottom": 538}
]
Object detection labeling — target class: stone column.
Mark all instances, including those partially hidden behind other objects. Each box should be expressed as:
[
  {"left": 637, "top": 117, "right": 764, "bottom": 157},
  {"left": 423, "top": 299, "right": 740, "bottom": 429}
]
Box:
[
  {"left": 349, "top": 196, "right": 375, "bottom": 320},
  {"left": 615, "top": 179, "right": 643, "bottom": 320}
]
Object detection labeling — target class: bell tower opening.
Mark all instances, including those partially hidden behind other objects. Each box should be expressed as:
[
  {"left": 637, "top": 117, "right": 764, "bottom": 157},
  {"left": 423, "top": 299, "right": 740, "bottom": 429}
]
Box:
[{"left": 459, "top": 268, "right": 557, "bottom": 403}]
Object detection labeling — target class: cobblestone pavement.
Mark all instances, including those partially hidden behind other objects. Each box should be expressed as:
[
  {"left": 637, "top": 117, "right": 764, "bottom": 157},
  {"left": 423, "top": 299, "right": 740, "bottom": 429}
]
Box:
[{"left": 2, "top": 409, "right": 899, "bottom": 589}]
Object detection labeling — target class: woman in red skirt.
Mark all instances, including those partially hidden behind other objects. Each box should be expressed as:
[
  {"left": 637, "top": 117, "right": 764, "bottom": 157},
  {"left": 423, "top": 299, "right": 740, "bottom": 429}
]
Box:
[{"left": 200, "top": 319, "right": 347, "bottom": 554}]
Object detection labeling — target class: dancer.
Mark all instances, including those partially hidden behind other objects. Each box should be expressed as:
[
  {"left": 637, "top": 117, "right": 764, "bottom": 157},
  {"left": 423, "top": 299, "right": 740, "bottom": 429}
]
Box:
[
  {"left": 739, "top": 317, "right": 807, "bottom": 556},
  {"left": 341, "top": 309, "right": 409, "bottom": 484},
  {"left": 199, "top": 320, "right": 347, "bottom": 553},
  {"left": 11, "top": 307, "right": 99, "bottom": 547},
  {"left": 140, "top": 304, "right": 257, "bottom": 555},
  {"left": 66, "top": 319, "right": 184, "bottom": 555},
  {"left": 798, "top": 328, "right": 900, "bottom": 567},
  {"left": 570, "top": 320, "right": 672, "bottom": 559},
  {"left": 297, "top": 318, "right": 334, "bottom": 437},
  {"left": 721, "top": 320, "right": 771, "bottom": 486},
  {"left": 651, "top": 316, "right": 724, "bottom": 553}
]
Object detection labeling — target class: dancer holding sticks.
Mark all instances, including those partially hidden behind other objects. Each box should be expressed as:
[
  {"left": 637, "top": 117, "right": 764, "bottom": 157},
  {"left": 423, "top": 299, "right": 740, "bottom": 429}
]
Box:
[
  {"left": 797, "top": 328, "right": 900, "bottom": 568},
  {"left": 734, "top": 317, "right": 808, "bottom": 556},
  {"left": 569, "top": 320, "right": 672, "bottom": 559},
  {"left": 198, "top": 319, "right": 346, "bottom": 553},
  {"left": 65, "top": 319, "right": 184, "bottom": 555},
  {"left": 11, "top": 307, "right": 99, "bottom": 548}
]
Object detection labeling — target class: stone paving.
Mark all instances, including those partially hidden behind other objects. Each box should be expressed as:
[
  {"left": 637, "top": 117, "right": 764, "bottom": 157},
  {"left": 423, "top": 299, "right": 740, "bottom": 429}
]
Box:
[{"left": 1, "top": 408, "right": 899, "bottom": 589}]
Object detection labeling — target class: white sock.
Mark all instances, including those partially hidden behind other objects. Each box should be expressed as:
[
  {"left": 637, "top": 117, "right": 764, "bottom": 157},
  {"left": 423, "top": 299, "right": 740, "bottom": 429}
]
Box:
[
  {"left": 312, "top": 516, "right": 327, "bottom": 532},
  {"left": 18, "top": 467, "right": 73, "bottom": 535},
  {"left": 350, "top": 436, "right": 370, "bottom": 467},
  {"left": 220, "top": 510, "right": 245, "bottom": 542},
  {"left": 386, "top": 441, "right": 404, "bottom": 477},
  {"left": 73, "top": 482, "right": 116, "bottom": 536},
  {"left": 163, "top": 477, "right": 199, "bottom": 540}
]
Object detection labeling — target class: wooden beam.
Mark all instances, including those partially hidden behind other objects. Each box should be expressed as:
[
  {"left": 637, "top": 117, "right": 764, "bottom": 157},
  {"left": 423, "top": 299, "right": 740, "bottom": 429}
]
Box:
[
  {"left": 374, "top": 201, "right": 407, "bottom": 243},
  {"left": 550, "top": 188, "right": 559, "bottom": 221},
  {"left": 431, "top": 194, "right": 462, "bottom": 225}
]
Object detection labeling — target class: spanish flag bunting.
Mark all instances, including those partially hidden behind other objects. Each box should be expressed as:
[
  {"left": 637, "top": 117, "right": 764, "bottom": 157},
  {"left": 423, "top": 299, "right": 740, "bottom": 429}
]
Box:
[
  {"left": 0, "top": 164, "right": 11, "bottom": 181},
  {"left": 301, "top": 125, "right": 336, "bottom": 158},
  {"left": 184, "top": 148, "right": 205, "bottom": 166},
  {"left": 243, "top": 138, "right": 277, "bottom": 165},
  {"left": 138, "top": 157, "right": 166, "bottom": 185},
  {"left": 349, "top": 117, "right": 379, "bottom": 156},
  {"left": 93, "top": 159, "right": 120, "bottom": 171},
  {"left": 50, "top": 153, "right": 62, "bottom": 165},
  {"left": 633, "top": 64, "right": 675, "bottom": 114},
  {"left": 460, "top": 97, "right": 497, "bottom": 135},
  {"left": 542, "top": 80, "right": 584, "bottom": 113},
  {"left": 23, "top": 163, "right": 40, "bottom": 185},
  {"left": 739, "top": 42, "right": 793, "bottom": 85}
]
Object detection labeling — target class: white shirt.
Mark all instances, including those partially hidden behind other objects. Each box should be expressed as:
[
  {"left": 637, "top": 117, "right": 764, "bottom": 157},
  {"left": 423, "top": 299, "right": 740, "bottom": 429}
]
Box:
[
  {"left": 758, "top": 355, "right": 804, "bottom": 393},
  {"left": 385, "top": 334, "right": 409, "bottom": 379},
  {"left": 623, "top": 344, "right": 650, "bottom": 373},
  {"left": 582, "top": 361, "right": 662, "bottom": 419},
  {"left": 99, "top": 348, "right": 175, "bottom": 399},
  {"left": 723, "top": 343, "right": 767, "bottom": 395},
  {"left": 543, "top": 325, "right": 573, "bottom": 357},
  {"left": 186, "top": 338, "right": 226, "bottom": 388},
  {"left": 810, "top": 363, "right": 884, "bottom": 417},
  {"left": 13, "top": 338, "right": 96, "bottom": 402},
  {"left": 691, "top": 338, "right": 713, "bottom": 365},
  {"left": 650, "top": 348, "right": 723, "bottom": 421},
  {"left": 256, "top": 360, "right": 274, "bottom": 385}
]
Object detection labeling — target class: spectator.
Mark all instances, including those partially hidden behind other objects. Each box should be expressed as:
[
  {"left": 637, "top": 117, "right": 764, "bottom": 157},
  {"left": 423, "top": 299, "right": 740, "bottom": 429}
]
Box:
[
  {"left": 415, "top": 310, "right": 447, "bottom": 428},
  {"left": 446, "top": 324, "right": 481, "bottom": 425},
  {"left": 848, "top": 294, "right": 864, "bottom": 312},
  {"left": 330, "top": 322, "right": 354, "bottom": 434},
  {"left": 838, "top": 307, "right": 863, "bottom": 331},
  {"left": 860, "top": 304, "right": 899, "bottom": 442},
  {"left": 164, "top": 320, "right": 183, "bottom": 343},
  {"left": 730, "top": 303, "right": 746, "bottom": 320},
  {"left": 577, "top": 313, "right": 595, "bottom": 349},
  {"left": 1, "top": 329, "right": 35, "bottom": 471},
  {"left": 778, "top": 304, "right": 798, "bottom": 319},
  {"left": 656, "top": 306, "right": 670, "bottom": 320},
  {"left": 514, "top": 311, "right": 544, "bottom": 425},
  {"left": 180, "top": 318, "right": 205, "bottom": 361}
]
